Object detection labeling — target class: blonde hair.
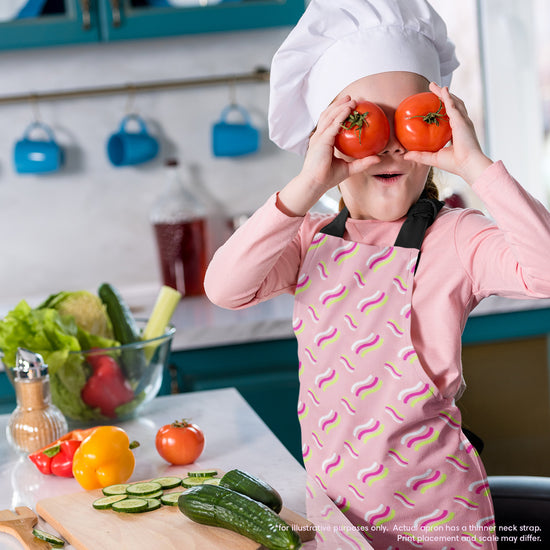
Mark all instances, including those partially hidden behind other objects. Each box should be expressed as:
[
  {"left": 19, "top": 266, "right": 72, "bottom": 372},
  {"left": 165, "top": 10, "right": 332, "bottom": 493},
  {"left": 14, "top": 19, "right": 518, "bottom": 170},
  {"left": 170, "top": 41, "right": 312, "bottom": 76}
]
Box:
[{"left": 338, "top": 167, "right": 438, "bottom": 211}]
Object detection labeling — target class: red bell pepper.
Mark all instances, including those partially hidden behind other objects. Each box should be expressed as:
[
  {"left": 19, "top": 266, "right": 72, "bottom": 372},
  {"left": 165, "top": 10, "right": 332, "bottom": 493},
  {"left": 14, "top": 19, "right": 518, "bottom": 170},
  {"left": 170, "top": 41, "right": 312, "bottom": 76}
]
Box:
[
  {"left": 81, "top": 354, "right": 134, "bottom": 418},
  {"left": 28, "top": 427, "right": 96, "bottom": 477}
]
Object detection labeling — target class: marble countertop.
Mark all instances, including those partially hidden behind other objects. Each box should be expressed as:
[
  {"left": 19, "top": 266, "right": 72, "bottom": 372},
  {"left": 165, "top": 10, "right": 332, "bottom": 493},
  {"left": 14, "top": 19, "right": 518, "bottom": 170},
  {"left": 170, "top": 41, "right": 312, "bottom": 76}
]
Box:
[{"left": 0, "top": 388, "right": 373, "bottom": 550}]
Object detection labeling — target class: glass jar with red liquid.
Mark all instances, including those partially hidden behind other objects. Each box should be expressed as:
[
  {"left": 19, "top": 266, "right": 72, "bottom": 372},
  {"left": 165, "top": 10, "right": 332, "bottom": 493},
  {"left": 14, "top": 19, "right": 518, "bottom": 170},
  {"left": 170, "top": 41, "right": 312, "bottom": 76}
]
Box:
[{"left": 151, "top": 159, "right": 209, "bottom": 297}]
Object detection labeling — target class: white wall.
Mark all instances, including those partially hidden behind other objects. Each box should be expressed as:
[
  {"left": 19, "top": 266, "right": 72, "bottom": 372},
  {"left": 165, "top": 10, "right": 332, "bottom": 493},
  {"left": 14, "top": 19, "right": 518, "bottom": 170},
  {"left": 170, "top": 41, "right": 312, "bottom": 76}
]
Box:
[
  {"left": 0, "top": 2, "right": 483, "bottom": 307},
  {"left": 0, "top": 28, "right": 303, "bottom": 305}
]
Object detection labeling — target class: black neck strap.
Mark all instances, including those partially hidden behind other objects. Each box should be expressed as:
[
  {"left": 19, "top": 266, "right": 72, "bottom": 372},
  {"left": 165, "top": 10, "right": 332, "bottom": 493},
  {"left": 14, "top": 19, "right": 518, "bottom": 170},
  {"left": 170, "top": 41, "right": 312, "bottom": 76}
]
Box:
[{"left": 320, "top": 197, "right": 444, "bottom": 271}]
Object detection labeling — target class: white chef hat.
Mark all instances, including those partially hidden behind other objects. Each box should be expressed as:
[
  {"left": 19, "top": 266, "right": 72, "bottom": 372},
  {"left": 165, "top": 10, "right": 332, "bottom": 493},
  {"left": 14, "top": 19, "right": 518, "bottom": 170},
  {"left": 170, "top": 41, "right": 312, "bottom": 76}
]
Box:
[{"left": 268, "top": 0, "right": 459, "bottom": 155}]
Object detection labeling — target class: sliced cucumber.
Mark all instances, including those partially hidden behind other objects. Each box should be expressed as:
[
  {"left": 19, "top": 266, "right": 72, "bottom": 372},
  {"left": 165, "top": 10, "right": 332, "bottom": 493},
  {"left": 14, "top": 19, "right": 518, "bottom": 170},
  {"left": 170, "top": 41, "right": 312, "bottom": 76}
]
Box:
[
  {"left": 32, "top": 528, "right": 65, "bottom": 547},
  {"left": 203, "top": 478, "right": 221, "bottom": 486},
  {"left": 150, "top": 476, "right": 183, "bottom": 489},
  {"left": 142, "top": 489, "right": 164, "bottom": 500},
  {"left": 160, "top": 491, "right": 186, "bottom": 506},
  {"left": 112, "top": 498, "right": 149, "bottom": 513},
  {"left": 102, "top": 483, "right": 130, "bottom": 496},
  {"left": 93, "top": 494, "right": 128, "bottom": 510},
  {"left": 144, "top": 498, "right": 162, "bottom": 512},
  {"left": 182, "top": 476, "right": 215, "bottom": 488},
  {"left": 126, "top": 481, "right": 163, "bottom": 496},
  {"left": 187, "top": 469, "right": 218, "bottom": 478}
]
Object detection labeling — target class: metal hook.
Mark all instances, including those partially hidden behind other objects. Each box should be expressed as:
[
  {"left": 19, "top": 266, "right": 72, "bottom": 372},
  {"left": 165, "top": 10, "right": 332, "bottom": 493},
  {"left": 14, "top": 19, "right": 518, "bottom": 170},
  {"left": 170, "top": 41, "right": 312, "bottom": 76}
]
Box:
[
  {"left": 125, "top": 84, "right": 137, "bottom": 115},
  {"left": 29, "top": 93, "right": 41, "bottom": 122},
  {"left": 228, "top": 77, "right": 237, "bottom": 106}
]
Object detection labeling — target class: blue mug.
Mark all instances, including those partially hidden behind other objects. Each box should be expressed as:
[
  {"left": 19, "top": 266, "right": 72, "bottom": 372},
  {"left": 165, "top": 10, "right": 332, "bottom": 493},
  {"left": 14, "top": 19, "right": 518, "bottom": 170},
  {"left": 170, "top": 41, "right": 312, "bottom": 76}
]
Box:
[
  {"left": 212, "top": 104, "right": 260, "bottom": 157},
  {"left": 13, "top": 121, "right": 64, "bottom": 175},
  {"left": 107, "top": 114, "right": 159, "bottom": 167}
]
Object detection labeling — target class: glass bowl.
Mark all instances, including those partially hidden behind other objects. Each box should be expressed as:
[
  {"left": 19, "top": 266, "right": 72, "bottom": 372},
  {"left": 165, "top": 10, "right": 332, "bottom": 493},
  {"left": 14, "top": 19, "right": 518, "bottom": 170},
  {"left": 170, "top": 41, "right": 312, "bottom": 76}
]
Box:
[{"left": 5, "top": 319, "right": 175, "bottom": 423}]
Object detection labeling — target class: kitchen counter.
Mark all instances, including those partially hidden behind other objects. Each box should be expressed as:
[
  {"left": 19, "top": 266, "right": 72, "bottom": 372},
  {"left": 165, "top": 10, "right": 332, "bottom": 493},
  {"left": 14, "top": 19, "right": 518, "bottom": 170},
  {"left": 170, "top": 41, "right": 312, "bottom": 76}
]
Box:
[{"left": 0, "top": 388, "right": 373, "bottom": 550}]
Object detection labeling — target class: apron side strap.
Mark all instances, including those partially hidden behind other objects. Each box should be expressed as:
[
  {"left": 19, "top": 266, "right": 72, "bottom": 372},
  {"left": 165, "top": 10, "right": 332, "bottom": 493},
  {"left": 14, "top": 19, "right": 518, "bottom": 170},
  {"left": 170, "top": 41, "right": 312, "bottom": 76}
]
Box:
[
  {"left": 394, "top": 198, "right": 444, "bottom": 250},
  {"left": 320, "top": 206, "right": 349, "bottom": 237}
]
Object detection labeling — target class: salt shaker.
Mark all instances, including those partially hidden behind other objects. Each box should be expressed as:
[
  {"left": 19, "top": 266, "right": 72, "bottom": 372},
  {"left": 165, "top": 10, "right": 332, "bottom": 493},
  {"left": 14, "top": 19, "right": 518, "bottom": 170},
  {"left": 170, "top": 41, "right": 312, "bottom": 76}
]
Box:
[{"left": 6, "top": 348, "right": 68, "bottom": 453}]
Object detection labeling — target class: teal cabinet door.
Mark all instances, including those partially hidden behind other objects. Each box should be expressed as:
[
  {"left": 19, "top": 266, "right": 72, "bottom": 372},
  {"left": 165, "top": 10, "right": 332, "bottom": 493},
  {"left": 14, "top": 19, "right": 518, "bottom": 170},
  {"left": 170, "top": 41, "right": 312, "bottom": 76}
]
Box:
[
  {"left": 0, "top": 0, "right": 304, "bottom": 50},
  {"left": 0, "top": 1, "right": 100, "bottom": 51},
  {"left": 98, "top": 0, "right": 305, "bottom": 42},
  {"left": 170, "top": 338, "right": 303, "bottom": 463}
]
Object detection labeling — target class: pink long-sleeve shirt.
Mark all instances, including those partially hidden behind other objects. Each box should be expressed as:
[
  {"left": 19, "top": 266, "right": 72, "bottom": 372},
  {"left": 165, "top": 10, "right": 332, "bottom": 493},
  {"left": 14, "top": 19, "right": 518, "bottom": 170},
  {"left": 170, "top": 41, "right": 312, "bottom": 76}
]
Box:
[{"left": 204, "top": 161, "right": 550, "bottom": 399}]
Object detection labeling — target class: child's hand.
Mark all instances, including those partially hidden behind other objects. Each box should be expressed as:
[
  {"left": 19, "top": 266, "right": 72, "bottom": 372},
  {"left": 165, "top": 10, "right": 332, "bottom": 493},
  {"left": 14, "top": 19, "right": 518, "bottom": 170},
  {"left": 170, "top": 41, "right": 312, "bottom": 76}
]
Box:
[
  {"left": 278, "top": 96, "right": 381, "bottom": 216},
  {"left": 404, "top": 83, "right": 492, "bottom": 185}
]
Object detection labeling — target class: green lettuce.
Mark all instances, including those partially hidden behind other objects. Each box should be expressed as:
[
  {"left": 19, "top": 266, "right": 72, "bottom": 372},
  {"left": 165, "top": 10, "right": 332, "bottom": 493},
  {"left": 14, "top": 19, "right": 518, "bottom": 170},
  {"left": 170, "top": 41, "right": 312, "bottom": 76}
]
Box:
[{"left": 0, "top": 299, "right": 120, "bottom": 420}]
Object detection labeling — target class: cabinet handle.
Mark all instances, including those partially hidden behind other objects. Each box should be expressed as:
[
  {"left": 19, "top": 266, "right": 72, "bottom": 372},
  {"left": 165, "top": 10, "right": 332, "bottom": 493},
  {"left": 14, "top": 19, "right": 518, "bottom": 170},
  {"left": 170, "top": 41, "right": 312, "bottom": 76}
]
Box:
[
  {"left": 109, "top": 0, "right": 121, "bottom": 28},
  {"left": 79, "top": 0, "right": 91, "bottom": 30}
]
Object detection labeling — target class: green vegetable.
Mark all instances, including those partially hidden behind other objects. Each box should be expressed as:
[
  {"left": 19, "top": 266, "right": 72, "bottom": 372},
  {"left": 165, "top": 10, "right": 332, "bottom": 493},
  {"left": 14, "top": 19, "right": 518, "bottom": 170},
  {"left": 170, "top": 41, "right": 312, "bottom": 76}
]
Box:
[
  {"left": 32, "top": 528, "right": 65, "bottom": 547},
  {"left": 188, "top": 469, "right": 218, "bottom": 478},
  {"left": 39, "top": 290, "right": 113, "bottom": 339},
  {"left": 126, "top": 482, "right": 163, "bottom": 497},
  {"left": 178, "top": 484, "right": 301, "bottom": 550},
  {"left": 102, "top": 483, "right": 130, "bottom": 496},
  {"left": 92, "top": 494, "right": 128, "bottom": 510},
  {"left": 150, "top": 476, "right": 183, "bottom": 489},
  {"left": 220, "top": 469, "right": 283, "bottom": 513},
  {"left": 112, "top": 498, "right": 149, "bottom": 513},
  {"left": 98, "top": 282, "right": 146, "bottom": 383},
  {"left": 142, "top": 285, "right": 181, "bottom": 360},
  {"left": 0, "top": 300, "right": 118, "bottom": 421},
  {"left": 161, "top": 492, "right": 185, "bottom": 506}
]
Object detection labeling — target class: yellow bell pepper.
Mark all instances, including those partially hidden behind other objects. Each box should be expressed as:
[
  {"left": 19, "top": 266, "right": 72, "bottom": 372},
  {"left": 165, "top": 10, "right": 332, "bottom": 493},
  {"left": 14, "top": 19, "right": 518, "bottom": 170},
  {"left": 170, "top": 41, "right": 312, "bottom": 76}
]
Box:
[{"left": 72, "top": 426, "right": 138, "bottom": 490}]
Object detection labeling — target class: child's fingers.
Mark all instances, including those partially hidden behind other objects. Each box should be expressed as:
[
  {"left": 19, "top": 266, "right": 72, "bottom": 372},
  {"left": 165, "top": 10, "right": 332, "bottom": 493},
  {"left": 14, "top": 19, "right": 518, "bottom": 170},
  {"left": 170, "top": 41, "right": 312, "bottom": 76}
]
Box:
[
  {"left": 403, "top": 150, "right": 439, "bottom": 166},
  {"left": 315, "top": 95, "right": 356, "bottom": 135}
]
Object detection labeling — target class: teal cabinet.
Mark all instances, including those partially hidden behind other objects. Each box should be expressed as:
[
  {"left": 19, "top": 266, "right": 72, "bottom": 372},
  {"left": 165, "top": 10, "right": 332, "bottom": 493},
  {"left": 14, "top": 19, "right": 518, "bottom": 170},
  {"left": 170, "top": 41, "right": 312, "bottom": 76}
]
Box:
[
  {"left": 0, "top": 1, "right": 99, "bottom": 50},
  {"left": 0, "top": 371, "right": 16, "bottom": 415},
  {"left": 170, "top": 338, "right": 303, "bottom": 463},
  {"left": 0, "top": 0, "right": 304, "bottom": 51},
  {"left": 100, "top": 1, "right": 305, "bottom": 42}
]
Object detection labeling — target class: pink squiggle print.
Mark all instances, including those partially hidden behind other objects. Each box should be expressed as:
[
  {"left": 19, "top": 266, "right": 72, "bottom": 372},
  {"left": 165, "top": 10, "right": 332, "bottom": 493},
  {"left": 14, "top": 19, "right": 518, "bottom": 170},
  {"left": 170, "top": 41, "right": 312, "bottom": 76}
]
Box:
[
  {"left": 368, "top": 247, "right": 394, "bottom": 270},
  {"left": 407, "top": 426, "right": 435, "bottom": 448},
  {"left": 412, "top": 469, "right": 440, "bottom": 491},
  {"left": 419, "top": 509, "right": 449, "bottom": 530}
]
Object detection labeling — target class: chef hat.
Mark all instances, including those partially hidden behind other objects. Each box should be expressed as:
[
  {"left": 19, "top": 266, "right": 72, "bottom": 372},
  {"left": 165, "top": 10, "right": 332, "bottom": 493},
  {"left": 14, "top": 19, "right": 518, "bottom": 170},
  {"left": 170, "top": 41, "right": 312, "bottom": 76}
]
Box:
[{"left": 268, "top": 0, "right": 459, "bottom": 155}]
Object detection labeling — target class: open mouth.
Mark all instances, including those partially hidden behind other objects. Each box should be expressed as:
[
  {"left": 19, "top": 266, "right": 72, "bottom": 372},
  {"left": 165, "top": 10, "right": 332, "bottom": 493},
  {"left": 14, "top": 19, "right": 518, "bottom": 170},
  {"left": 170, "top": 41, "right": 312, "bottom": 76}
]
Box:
[{"left": 374, "top": 173, "right": 403, "bottom": 183}]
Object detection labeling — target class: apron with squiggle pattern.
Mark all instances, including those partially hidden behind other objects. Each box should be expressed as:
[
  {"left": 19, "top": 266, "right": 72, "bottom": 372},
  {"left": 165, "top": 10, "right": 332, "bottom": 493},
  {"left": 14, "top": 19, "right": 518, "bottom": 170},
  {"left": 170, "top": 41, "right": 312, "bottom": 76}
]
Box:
[{"left": 293, "top": 200, "right": 496, "bottom": 549}]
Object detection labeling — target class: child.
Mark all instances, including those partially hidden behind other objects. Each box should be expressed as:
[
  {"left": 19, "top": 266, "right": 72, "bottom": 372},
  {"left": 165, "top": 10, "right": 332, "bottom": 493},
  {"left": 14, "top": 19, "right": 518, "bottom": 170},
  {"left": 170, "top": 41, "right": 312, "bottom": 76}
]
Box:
[{"left": 205, "top": 0, "right": 550, "bottom": 548}]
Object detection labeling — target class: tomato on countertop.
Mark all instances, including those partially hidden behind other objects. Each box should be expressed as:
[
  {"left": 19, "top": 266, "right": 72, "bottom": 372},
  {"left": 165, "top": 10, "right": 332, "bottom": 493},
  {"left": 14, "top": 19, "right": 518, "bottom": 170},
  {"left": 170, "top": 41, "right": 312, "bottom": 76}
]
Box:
[
  {"left": 394, "top": 91, "right": 452, "bottom": 152},
  {"left": 156, "top": 420, "right": 205, "bottom": 465},
  {"left": 334, "top": 100, "right": 390, "bottom": 159}
]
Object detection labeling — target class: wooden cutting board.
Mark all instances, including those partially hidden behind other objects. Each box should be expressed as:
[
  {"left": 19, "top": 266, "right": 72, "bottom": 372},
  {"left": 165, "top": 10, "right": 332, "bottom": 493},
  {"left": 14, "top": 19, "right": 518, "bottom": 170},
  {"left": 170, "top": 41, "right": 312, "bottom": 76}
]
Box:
[{"left": 36, "top": 471, "right": 314, "bottom": 550}]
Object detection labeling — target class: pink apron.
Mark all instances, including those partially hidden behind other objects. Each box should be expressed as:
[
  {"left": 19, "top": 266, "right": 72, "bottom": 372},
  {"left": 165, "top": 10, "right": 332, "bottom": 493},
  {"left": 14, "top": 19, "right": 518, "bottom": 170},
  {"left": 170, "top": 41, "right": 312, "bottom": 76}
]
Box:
[{"left": 294, "top": 199, "right": 497, "bottom": 549}]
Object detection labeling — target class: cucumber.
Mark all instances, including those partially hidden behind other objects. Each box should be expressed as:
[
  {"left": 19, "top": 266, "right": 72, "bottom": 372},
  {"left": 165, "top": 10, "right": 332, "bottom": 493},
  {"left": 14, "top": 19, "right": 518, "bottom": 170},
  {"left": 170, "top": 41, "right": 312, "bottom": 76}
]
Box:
[
  {"left": 112, "top": 498, "right": 149, "bottom": 513},
  {"left": 32, "top": 528, "right": 65, "bottom": 547},
  {"left": 92, "top": 494, "right": 128, "bottom": 510},
  {"left": 126, "top": 481, "right": 163, "bottom": 496},
  {"left": 178, "top": 484, "right": 301, "bottom": 550},
  {"left": 102, "top": 483, "right": 130, "bottom": 496},
  {"left": 161, "top": 491, "right": 186, "bottom": 506},
  {"left": 182, "top": 476, "right": 216, "bottom": 488},
  {"left": 220, "top": 469, "right": 283, "bottom": 513},
  {"left": 144, "top": 498, "right": 162, "bottom": 512},
  {"left": 188, "top": 469, "right": 218, "bottom": 478},
  {"left": 150, "top": 476, "right": 183, "bottom": 489},
  {"left": 98, "top": 282, "right": 147, "bottom": 382}
]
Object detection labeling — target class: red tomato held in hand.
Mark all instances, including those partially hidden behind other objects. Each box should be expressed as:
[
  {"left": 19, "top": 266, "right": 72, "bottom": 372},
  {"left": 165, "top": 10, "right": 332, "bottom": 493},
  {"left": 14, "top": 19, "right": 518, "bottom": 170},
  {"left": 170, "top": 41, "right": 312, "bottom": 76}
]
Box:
[
  {"left": 334, "top": 101, "right": 390, "bottom": 159},
  {"left": 155, "top": 420, "right": 205, "bottom": 465},
  {"left": 394, "top": 92, "right": 452, "bottom": 152}
]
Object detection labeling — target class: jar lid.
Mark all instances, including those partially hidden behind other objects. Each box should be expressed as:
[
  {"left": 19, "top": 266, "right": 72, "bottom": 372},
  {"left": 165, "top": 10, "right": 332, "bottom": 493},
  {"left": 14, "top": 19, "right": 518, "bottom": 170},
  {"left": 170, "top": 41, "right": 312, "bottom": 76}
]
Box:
[{"left": 14, "top": 348, "right": 48, "bottom": 379}]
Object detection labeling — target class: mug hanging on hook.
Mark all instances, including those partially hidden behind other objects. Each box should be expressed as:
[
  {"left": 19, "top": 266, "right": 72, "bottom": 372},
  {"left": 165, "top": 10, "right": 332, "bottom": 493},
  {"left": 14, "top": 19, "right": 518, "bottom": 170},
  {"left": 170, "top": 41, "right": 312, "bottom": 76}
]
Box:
[
  {"left": 13, "top": 95, "right": 64, "bottom": 175},
  {"left": 212, "top": 81, "right": 260, "bottom": 157},
  {"left": 107, "top": 86, "right": 160, "bottom": 167}
]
